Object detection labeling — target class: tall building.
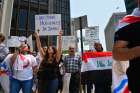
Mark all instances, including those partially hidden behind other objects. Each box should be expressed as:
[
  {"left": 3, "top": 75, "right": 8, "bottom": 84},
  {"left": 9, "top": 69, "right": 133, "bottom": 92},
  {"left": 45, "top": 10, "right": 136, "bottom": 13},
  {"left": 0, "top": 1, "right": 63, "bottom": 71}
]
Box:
[
  {"left": 124, "top": 0, "right": 137, "bottom": 14},
  {"left": 10, "top": 0, "right": 71, "bottom": 46},
  {"left": 105, "top": 12, "right": 126, "bottom": 51}
]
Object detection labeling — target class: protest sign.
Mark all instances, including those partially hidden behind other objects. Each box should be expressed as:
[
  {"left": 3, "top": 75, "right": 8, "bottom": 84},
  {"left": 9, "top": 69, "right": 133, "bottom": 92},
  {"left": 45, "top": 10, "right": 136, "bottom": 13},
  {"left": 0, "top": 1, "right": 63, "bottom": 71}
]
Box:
[
  {"left": 35, "top": 14, "right": 61, "bottom": 35},
  {"left": 58, "top": 36, "right": 76, "bottom": 51}
]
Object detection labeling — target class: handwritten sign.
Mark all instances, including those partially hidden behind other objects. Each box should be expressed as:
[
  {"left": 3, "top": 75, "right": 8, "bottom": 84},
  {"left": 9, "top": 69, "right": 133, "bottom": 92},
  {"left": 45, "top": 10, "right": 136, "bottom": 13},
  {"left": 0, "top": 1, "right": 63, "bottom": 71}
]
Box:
[
  {"left": 7, "top": 36, "right": 26, "bottom": 47},
  {"left": 85, "top": 26, "right": 99, "bottom": 40},
  {"left": 57, "top": 36, "right": 76, "bottom": 50},
  {"left": 35, "top": 14, "right": 61, "bottom": 35}
]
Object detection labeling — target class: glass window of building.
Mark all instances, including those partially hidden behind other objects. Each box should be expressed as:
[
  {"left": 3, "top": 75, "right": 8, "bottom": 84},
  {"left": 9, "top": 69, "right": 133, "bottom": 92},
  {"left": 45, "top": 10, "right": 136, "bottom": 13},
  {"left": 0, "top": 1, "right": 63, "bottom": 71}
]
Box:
[
  {"left": 18, "top": 9, "right": 27, "bottom": 30},
  {"left": 31, "top": 0, "right": 37, "bottom": 1},
  {"left": 11, "top": 0, "right": 71, "bottom": 37},
  {"left": 40, "top": 0, "right": 47, "bottom": 3},
  {"left": 23, "top": 0, "right": 26, "bottom": 1},
  {"left": 11, "top": 9, "right": 17, "bottom": 28},
  {"left": 29, "top": 11, "right": 36, "bottom": 31},
  {"left": 30, "top": 0, "right": 47, "bottom": 4}
]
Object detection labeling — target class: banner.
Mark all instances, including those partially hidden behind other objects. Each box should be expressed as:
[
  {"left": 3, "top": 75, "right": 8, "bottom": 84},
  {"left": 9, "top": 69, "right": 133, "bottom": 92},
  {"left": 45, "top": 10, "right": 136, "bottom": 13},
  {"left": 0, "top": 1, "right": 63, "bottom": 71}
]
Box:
[
  {"left": 81, "top": 52, "right": 112, "bottom": 72},
  {"left": 81, "top": 52, "right": 130, "bottom": 93},
  {"left": 35, "top": 14, "right": 61, "bottom": 35}
]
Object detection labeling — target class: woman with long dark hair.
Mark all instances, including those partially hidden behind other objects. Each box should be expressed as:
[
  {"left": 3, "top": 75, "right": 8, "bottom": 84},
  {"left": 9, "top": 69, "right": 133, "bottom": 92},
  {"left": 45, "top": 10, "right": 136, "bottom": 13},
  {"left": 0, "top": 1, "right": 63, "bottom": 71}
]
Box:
[{"left": 34, "top": 31, "right": 62, "bottom": 93}]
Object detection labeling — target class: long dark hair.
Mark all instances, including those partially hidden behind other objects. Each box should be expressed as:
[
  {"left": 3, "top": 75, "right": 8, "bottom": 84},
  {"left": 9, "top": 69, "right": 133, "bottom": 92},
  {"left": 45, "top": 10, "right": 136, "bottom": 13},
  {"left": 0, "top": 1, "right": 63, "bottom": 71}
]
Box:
[{"left": 42, "top": 46, "right": 57, "bottom": 63}]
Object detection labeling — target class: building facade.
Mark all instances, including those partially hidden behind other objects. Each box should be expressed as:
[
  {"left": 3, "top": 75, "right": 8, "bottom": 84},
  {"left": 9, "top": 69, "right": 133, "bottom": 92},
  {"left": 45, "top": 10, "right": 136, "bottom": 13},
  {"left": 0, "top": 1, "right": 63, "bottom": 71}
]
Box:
[
  {"left": 124, "top": 0, "right": 137, "bottom": 14},
  {"left": 105, "top": 12, "right": 126, "bottom": 51},
  {"left": 10, "top": 0, "right": 71, "bottom": 46}
]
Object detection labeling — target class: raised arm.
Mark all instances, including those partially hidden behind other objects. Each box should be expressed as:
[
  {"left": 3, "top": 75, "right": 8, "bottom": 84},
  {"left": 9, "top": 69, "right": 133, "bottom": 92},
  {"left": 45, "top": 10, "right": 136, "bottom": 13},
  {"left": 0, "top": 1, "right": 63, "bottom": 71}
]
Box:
[
  {"left": 34, "top": 31, "right": 45, "bottom": 58},
  {"left": 56, "top": 31, "right": 62, "bottom": 63},
  {"left": 113, "top": 40, "right": 140, "bottom": 61}
]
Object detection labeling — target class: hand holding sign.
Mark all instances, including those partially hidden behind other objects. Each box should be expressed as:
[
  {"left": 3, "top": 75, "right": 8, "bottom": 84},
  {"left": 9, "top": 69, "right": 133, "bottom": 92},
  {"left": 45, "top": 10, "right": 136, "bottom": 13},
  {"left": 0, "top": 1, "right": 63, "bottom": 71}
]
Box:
[
  {"left": 34, "top": 31, "right": 39, "bottom": 38},
  {"left": 59, "top": 30, "right": 63, "bottom": 36}
]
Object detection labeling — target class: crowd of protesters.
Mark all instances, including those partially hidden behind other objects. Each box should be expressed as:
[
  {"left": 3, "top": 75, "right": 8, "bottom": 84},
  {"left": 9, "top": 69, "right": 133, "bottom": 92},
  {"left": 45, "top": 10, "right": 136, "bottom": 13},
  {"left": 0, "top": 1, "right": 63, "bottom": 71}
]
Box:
[
  {"left": 1, "top": 2, "right": 140, "bottom": 92},
  {"left": 0, "top": 31, "right": 113, "bottom": 93}
]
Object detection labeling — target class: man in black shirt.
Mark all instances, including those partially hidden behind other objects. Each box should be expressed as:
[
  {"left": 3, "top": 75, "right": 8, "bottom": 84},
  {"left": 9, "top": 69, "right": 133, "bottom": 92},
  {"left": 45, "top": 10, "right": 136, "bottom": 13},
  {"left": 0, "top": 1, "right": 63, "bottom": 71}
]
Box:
[{"left": 113, "top": 2, "right": 140, "bottom": 92}]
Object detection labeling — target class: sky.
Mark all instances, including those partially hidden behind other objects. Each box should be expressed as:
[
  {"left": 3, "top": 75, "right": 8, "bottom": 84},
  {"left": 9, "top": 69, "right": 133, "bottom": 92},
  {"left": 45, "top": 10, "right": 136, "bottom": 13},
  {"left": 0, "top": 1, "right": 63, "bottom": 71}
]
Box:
[{"left": 70, "top": 0, "right": 126, "bottom": 51}]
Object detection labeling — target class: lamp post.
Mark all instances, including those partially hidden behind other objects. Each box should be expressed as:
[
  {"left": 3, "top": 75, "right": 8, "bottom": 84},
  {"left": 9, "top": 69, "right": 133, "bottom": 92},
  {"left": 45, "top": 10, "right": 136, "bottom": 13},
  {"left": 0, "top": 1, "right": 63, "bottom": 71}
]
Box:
[{"left": 79, "top": 17, "right": 84, "bottom": 56}]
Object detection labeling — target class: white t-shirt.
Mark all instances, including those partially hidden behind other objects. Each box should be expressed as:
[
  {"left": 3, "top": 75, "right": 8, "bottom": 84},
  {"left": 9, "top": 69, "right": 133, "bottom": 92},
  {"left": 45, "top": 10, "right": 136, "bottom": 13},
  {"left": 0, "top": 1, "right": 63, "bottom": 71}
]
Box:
[{"left": 3, "top": 54, "right": 37, "bottom": 81}]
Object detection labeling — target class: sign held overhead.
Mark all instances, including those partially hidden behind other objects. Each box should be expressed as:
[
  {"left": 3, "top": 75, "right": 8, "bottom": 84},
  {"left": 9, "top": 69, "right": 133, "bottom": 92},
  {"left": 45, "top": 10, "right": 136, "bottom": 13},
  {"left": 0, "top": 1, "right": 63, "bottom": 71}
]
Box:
[{"left": 35, "top": 14, "right": 61, "bottom": 35}]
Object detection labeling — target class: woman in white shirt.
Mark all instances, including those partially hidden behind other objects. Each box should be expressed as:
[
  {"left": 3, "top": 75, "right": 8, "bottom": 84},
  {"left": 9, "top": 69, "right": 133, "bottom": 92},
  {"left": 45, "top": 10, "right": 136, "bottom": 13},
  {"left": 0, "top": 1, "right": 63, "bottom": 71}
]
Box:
[{"left": 5, "top": 44, "right": 37, "bottom": 93}]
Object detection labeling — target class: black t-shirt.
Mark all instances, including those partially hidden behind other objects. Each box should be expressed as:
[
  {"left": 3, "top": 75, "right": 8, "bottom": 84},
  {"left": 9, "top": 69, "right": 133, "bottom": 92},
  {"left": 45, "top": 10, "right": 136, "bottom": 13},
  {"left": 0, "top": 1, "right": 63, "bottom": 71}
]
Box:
[
  {"left": 114, "top": 21, "right": 140, "bottom": 69},
  {"left": 38, "top": 60, "right": 59, "bottom": 80}
]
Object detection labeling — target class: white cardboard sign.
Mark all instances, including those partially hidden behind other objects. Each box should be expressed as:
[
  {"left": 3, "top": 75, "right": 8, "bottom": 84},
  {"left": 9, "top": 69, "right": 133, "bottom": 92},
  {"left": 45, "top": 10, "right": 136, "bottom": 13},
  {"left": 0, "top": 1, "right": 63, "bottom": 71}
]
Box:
[
  {"left": 85, "top": 27, "right": 99, "bottom": 40},
  {"left": 35, "top": 14, "right": 61, "bottom": 35},
  {"left": 58, "top": 36, "right": 76, "bottom": 50},
  {"left": 7, "top": 36, "right": 26, "bottom": 47}
]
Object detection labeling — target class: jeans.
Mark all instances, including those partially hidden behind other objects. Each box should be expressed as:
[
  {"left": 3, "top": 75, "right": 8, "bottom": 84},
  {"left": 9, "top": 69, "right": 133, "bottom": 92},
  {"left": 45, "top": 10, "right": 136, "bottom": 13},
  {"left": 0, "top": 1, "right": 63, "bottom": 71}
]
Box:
[
  {"left": 10, "top": 77, "right": 33, "bottom": 93},
  {"left": 38, "top": 78, "right": 58, "bottom": 93},
  {"left": 69, "top": 72, "right": 80, "bottom": 93},
  {"left": 94, "top": 83, "right": 111, "bottom": 93},
  {"left": 87, "top": 82, "right": 93, "bottom": 93},
  {"left": 0, "top": 75, "right": 10, "bottom": 93},
  {"left": 47, "top": 79, "right": 58, "bottom": 93}
]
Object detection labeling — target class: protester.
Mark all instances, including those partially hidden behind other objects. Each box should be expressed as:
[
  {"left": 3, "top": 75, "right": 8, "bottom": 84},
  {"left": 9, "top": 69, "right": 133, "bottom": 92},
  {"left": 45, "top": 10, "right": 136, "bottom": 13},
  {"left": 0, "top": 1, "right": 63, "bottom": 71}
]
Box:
[
  {"left": 113, "top": 1, "right": 140, "bottom": 92},
  {"left": 0, "top": 33, "right": 9, "bottom": 62},
  {"left": 0, "top": 33, "right": 9, "bottom": 93},
  {"left": 63, "top": 46, "right": 82, "bottom": 93},
  {"left": 34, "top": 31, "right": 62, "bottom": 93},
  {"left": 0, "top": 47, "right": 18, "bottom": 93},
  {"left": 89, "top": 42, "right": 112, "bottom": 93},
  {"left": 3, "top": 43, "right": 37, "bottom": 93},
  {"left": 31, "top": 46, "right": 47, "bottom": 93}
]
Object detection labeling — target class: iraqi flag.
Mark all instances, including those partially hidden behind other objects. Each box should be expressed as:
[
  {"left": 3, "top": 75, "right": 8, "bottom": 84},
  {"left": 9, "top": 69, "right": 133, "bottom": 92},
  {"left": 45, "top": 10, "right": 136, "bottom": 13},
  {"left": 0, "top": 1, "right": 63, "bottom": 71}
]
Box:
[
  {"left": 81, "top": 51, "right": 112, "bottom": 72},
  {"left": 81, "top": 51, "right": 112, "bottom": 90},
  {"left": 116, "top": 8, "right": 140, "bottom": 32}
]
